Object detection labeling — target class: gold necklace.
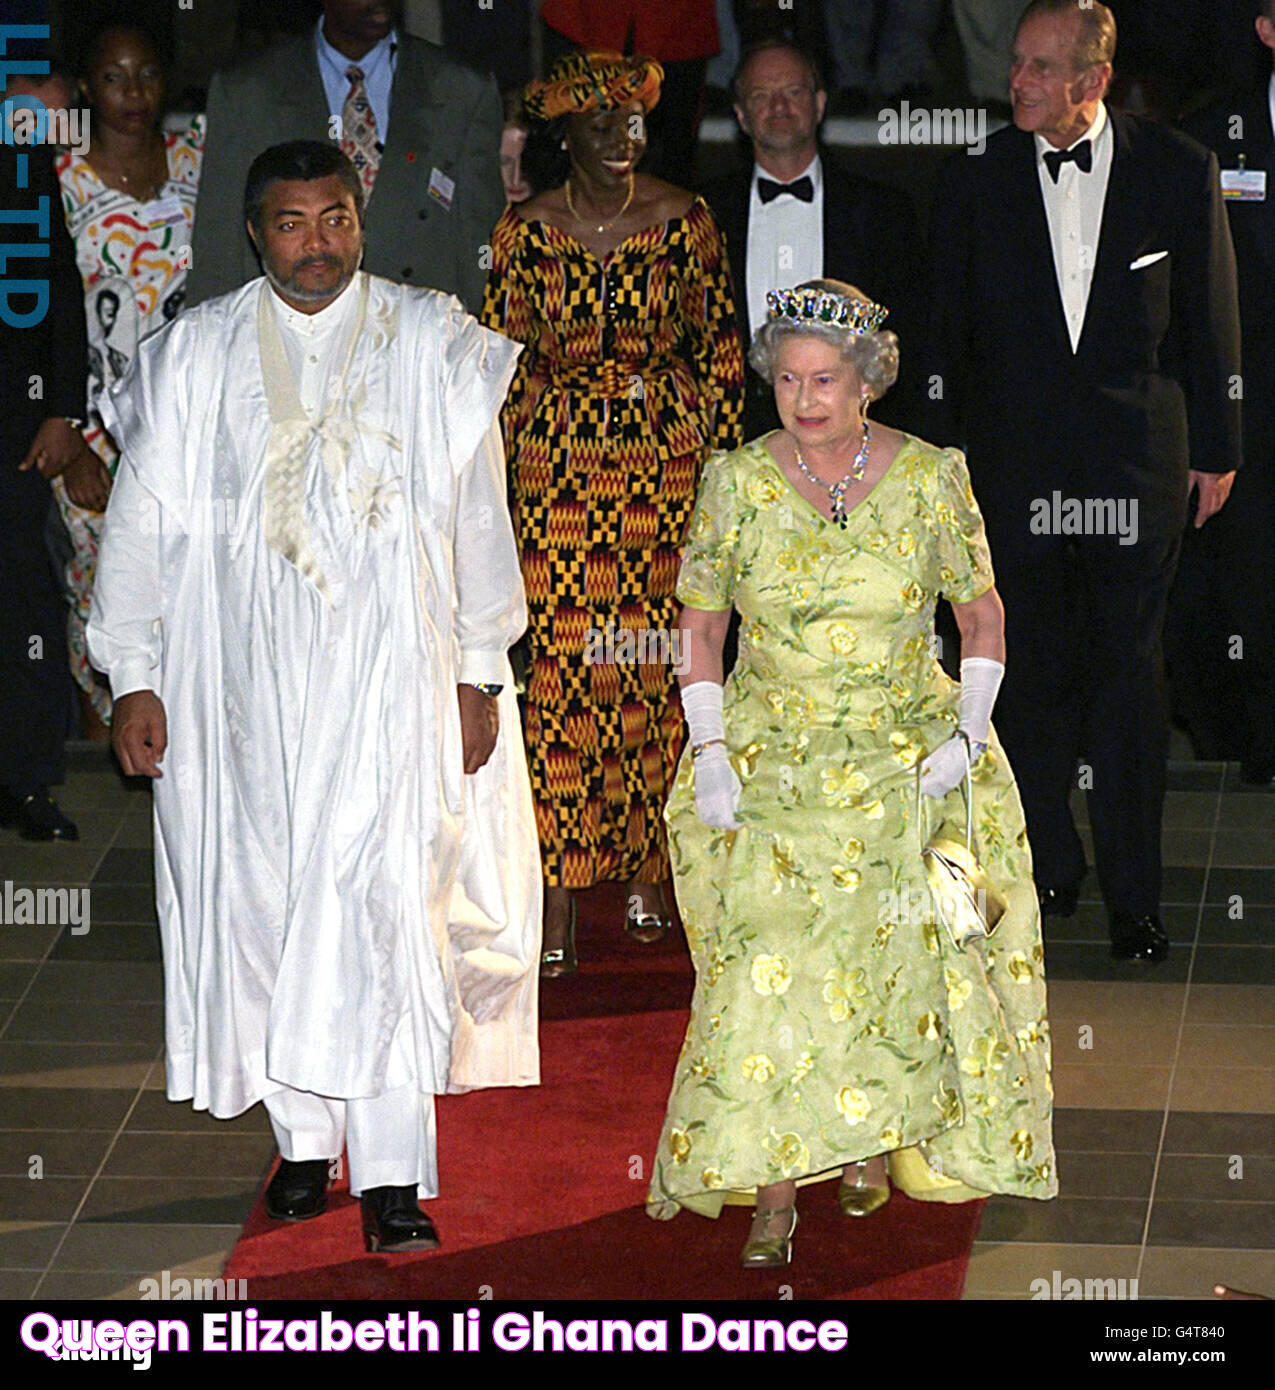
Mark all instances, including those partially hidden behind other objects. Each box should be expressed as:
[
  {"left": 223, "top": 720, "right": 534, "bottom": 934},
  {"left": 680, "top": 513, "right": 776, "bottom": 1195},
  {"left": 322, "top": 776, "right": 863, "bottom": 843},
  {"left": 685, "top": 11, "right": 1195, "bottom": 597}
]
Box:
[
  {"left": 564, "top": 175, "right": 634, "bottom": 234},
  {"left": 96, "top": 140, "right": 166, "bottom": 201}
]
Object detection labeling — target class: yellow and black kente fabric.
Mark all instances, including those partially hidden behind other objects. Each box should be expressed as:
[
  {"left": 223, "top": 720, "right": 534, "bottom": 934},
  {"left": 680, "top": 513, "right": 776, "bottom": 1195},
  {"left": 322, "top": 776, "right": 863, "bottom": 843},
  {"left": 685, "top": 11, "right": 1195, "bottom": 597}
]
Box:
[{"left": 481, "top": 196, "right": 744, "bottom": 887}]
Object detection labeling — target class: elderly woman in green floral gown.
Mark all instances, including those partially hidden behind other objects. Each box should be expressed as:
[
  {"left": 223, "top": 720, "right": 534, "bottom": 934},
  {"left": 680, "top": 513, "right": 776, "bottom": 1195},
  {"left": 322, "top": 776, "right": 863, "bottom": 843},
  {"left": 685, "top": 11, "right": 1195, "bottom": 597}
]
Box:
[{"left": 646, "top": 279, "right": 1057, "bottom": 1268}]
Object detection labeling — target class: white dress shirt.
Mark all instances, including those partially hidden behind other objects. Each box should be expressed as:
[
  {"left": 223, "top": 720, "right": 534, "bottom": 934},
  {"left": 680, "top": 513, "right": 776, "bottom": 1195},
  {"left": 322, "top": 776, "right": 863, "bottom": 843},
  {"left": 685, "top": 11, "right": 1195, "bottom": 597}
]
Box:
[
  {"left": 746, "top": 154, "right": 824, "bottom": 339},
  {"left": 268, "top": 271, "right": 364, "bottom": 418},
  {"left": 1036, "top": 102, "right": 1113, "bottom": 352},
  {"left": 316, "top": 18, "right": 398, "bottom": 143}
]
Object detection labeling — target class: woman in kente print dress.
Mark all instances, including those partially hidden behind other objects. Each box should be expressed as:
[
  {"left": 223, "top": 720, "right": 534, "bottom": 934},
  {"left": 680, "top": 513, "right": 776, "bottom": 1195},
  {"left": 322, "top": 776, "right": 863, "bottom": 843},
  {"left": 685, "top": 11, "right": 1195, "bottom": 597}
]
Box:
[
  {"left": 54, "top": 20, "right": 204, "bottom": 735},
  {"left": 481, "top": 52, "right": 744, "bottom": 977},
  {"left": 645, "top": 280, "right": 1057, "bottom": 1268}
]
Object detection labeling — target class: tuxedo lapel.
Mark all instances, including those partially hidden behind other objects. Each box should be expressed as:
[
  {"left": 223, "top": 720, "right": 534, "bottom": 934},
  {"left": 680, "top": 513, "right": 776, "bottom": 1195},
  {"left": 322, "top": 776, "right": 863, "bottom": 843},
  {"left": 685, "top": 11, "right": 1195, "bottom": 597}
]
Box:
[
  {"left": 717, "top": 169, "right": 751, "bottom": 339},
  {"left": 1076, "top": 110, "right": 1142, "bottom": 361},
  {"left": 820, "top": 157, "right": 851, "bottom": 272},
  {"left": 1008, "top": 129, "right": 1073, "bottom": 357}
]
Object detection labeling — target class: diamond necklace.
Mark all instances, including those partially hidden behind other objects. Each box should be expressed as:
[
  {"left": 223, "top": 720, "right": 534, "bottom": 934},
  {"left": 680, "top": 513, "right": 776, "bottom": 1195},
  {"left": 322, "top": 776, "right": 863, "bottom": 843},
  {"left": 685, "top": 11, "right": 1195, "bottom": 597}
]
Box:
[
  {"left": 564, "top": 174, "right": 635, "bottom": 233},
  {"left": 793, "top": 418, "right": 871, "bottom": 528}
]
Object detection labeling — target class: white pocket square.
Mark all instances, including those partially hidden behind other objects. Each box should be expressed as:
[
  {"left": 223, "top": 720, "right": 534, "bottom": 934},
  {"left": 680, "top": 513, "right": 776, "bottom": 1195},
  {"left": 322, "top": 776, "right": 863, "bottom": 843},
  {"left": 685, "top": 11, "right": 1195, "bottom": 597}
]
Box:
[{"left": 1129, "top": 250, "right": 1169, "bottom": 271}]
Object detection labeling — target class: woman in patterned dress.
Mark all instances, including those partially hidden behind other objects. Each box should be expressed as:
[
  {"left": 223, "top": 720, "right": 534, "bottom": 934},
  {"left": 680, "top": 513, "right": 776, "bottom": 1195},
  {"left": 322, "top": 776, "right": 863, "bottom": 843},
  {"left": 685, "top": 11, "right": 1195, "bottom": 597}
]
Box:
[
  {"left": 54, "top": 20, "right": 203, "bottom": 736},
  {"left": 481, "top": 51, "right": 744, "bottom": 977},
  {"left": 645, "top": 280, "right": 1057, "bottom": 1267}
]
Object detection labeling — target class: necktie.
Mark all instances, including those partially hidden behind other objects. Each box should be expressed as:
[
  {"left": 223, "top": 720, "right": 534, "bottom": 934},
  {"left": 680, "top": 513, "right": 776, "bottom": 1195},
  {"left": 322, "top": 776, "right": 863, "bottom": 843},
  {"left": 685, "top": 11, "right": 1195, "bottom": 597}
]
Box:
[
  {"left": 341, "top": 64, "right": 380, "bottom": 198},
  {"left": 1042, "top": 139, "right": 1092, "bottom": 183},
  {"left": 758, "top": 174, "right": 814, "bottom": 204}
]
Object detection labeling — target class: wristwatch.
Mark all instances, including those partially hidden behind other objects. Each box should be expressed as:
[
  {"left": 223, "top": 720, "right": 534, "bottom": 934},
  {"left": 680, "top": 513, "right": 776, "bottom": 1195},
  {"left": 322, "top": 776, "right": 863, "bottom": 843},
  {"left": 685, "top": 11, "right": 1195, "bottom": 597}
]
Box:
[{"left": 467, "top": 682, "right": 503, "bottom": 698}]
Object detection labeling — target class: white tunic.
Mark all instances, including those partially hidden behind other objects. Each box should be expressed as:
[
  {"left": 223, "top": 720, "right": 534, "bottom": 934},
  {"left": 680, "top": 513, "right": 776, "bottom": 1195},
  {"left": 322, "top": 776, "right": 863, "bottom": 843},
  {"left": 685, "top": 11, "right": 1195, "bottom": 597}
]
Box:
[{"left": 87, "top": 272, "right": 542, "bottom": 1117}]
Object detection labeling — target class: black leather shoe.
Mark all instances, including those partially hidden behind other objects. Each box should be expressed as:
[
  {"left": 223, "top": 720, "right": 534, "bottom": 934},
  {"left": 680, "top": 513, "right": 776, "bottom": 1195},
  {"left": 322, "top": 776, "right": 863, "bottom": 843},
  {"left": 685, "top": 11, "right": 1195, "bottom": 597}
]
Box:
[
  {"left": 360, "top": 1185, "right": 441, "bottom": 1253},
  {"left": 1110, "top": 913, "right": 1170, "bottom": 964},
  {"left": 1038, "top": 881, "right": 1080, "bottom": 917},
  {"left": 264, "top": 1157, "right": 330, "bottom": 1221},
  {"left": 1240, "top": 762, "right": 1275, "bottom": 788},
  {"left": 0, "top": 789, "right": 79, "bottom": 842}
]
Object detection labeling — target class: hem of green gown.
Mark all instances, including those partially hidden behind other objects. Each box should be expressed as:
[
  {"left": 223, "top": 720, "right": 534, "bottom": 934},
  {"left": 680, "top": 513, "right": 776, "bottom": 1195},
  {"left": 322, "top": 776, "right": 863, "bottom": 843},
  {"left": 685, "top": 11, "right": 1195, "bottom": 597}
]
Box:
[
  {"left": 646, "top": 1124, "right": 1056, "bottom": 1219},
  {"left": 647, "top": 1160, "right": 851, "bottom": 1220}
]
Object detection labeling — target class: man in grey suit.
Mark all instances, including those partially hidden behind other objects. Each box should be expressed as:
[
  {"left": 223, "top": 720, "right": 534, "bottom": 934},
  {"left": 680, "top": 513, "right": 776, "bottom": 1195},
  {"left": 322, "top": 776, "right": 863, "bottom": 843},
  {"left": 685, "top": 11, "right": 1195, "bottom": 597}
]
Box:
[{"left": 187, "top": 0, "right": 505, "bottom": 312}]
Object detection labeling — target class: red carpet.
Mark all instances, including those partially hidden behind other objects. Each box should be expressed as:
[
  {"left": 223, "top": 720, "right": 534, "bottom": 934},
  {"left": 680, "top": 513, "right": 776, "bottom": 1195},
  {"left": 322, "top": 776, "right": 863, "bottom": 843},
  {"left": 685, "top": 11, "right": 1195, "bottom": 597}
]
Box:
[{"left": 224, "top": 885, "right": 984, "bottom": 1299}]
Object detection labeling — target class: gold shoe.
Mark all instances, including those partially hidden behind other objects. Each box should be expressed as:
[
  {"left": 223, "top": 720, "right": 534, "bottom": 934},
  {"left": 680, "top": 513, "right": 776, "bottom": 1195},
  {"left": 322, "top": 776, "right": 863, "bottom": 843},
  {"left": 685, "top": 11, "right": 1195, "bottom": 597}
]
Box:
[
  {"left": 886, "top": 1144, "right": 986, "bottom": 1204},
  {"left": 837, "top": 1161, "right": 891, "bottom": 1217},
  {"left": 740, "top": 1206, "right": 798, "bottom": 1268}
]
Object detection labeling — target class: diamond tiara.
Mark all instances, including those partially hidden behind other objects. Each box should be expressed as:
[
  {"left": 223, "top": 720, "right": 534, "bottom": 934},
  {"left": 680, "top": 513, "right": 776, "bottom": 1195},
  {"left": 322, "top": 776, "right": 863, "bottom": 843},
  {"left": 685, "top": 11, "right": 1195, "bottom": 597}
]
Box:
[{"left": 765, "top": 286, "right": 889, "bottom": 335}]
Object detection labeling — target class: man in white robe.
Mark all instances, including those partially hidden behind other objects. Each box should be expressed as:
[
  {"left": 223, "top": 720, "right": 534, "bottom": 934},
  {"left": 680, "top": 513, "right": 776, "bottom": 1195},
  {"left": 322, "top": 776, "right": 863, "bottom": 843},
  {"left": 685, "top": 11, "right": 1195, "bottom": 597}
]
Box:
[{"left": 86, "top": 141, "right": 541, "bottom": 1254}]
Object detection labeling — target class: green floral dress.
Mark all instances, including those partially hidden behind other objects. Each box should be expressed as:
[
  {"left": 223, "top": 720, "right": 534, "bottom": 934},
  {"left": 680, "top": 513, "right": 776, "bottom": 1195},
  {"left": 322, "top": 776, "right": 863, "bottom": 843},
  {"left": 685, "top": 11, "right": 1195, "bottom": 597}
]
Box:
[{"left": 646, "top": 434, "right": 1058, "bottom": 1219}]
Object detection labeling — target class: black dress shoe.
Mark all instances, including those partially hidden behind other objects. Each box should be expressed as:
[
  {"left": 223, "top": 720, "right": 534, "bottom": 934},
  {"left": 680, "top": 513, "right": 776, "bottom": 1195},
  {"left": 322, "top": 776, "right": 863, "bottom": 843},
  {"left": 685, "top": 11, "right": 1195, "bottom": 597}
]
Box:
[
  {"left": 1240, "top": 762, "right": 1275, "bottom": 788},
  {"left": 360, "top": 1185, "right": 441, "bottom": 1253},
  {"left": 1110, "top": 913, "right": 1170, "bottom": 964},
  {"left": 1038, "top": 881, "right": 1080, "bottom": 917},
  {"left": 0, "top": 789, "right": 79, "bottom": 842},
  {"left": 264, "top": 1157, "right": 330, "bottom": 1221}
]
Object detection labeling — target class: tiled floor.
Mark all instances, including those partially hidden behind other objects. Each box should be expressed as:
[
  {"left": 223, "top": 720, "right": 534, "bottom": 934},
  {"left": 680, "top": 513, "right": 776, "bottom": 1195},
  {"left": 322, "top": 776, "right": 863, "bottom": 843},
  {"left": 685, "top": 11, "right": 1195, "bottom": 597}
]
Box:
[
  {"left": 1, "top": 746, "right": 1271, "bottom": 1299},
  {"left": 0, "top": 746, "right": 271, "bottom": 1299},
  {"left": 966, "top": 762, "right": 1275, "bottom": 1300}
]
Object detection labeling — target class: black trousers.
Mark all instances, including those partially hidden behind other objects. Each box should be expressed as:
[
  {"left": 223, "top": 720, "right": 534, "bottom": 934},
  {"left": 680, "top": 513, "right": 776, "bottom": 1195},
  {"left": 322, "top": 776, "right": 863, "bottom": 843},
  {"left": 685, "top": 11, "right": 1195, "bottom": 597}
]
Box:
[
  {"left": 1164, "top": 456, "right": 1275, "bottom": 770},
  {"left": 989, "top": 522, "right": 1181, "bottom": 920},
  {"left": 0, "top": 468, "right": 72, "bottom": 794}
]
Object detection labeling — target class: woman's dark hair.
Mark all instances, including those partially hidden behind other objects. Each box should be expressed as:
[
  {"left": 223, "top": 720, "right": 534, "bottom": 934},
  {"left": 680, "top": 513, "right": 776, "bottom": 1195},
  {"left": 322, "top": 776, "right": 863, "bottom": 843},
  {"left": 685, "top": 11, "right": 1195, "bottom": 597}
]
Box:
[
  {"left": 75, "top": 7, "right": 173, "bottom": 78},
  {"left": 243, "top": 141, "right": 365, "bottom": 232},
  {"left": 521, "top": 113, "right": 570, "bottom": 194}
]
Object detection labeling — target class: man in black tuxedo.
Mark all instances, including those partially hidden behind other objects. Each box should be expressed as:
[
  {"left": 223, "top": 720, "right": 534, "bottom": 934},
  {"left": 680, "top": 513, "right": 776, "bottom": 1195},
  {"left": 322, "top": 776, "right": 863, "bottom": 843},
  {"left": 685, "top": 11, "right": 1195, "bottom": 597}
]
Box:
[
  {"left": 927, "top": 0, "right": 1242, "bottom": 963},
  {"left": 701, "top": 38, "right": 927, "bottom": 441},
  {"left": 1167, "top": 3, "right": 1275, "bottom": 783}
]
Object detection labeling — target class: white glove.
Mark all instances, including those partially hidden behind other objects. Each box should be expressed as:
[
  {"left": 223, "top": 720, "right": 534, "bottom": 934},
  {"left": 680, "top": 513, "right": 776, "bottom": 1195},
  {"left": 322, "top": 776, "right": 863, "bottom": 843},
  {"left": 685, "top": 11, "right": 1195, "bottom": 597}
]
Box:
[
  {"left": 957, "top": 656, "right": 1004, "bottom": 744},
  {"left": 693, "top": 742, "right": 743, "bottom": 829},
  {"left": 919, "top": 657, "right": 1005, "bottom": 799},
  {"left": 919, "top": 735, "right": 971, "bottom": 799},
  {"left": 682, "top": 680, "right": 742, "bottom": 829},
  {"left": 682, "top": 680, "right": 727, "bottom": 745}
]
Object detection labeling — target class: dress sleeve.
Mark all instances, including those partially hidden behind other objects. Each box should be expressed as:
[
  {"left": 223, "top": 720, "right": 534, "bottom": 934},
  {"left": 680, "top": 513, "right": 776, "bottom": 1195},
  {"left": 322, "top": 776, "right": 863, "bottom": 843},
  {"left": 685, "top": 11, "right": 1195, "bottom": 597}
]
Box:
[
  {"left": 931, "top": 446, "right": 995, "bottom": 604},
  {"left": 676, "top": 449, "right": 743, "bottom": 611},
  {"left": 479, "top": 210, "right": 540, "bottom": 464},
  {"left": 681, "top": 197, "right": 745, "bottom": 453}
]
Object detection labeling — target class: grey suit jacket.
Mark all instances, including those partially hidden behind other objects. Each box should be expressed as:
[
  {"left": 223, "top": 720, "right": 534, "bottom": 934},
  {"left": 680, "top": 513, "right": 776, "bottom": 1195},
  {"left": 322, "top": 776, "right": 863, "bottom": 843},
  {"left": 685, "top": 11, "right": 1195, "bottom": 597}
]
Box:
[{"left": 186, "top": 32, "right": 505, "bottom": 312}]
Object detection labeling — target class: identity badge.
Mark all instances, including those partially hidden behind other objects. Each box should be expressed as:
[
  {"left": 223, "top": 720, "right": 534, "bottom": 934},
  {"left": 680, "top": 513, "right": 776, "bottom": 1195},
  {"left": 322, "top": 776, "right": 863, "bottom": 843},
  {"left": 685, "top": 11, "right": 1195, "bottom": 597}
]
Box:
[
  {"left": 143, "top": 193, "right": 187, "bottom": 230},
  {"left": 1220, "top": 167, "right": 1266, "bottom": 201},
  {"left": 427, "top": 166, "right": 455, "bottom": 211}
]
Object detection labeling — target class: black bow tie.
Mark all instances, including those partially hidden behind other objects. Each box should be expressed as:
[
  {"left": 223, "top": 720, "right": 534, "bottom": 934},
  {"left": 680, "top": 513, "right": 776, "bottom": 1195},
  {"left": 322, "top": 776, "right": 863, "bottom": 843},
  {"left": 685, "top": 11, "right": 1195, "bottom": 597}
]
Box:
[
  {"left": 758, "top": 174, "right": 814, "bottom": 204},
  {"left": 1042, "top": 139, "right": 1093, "bottom": 183}
]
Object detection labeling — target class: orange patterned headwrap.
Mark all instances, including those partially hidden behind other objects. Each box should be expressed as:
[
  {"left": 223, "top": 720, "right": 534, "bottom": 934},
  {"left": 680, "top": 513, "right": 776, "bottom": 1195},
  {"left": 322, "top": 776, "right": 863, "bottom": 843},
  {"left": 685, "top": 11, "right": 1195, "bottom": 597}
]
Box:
[{"left": 522, "top": 50, "right": 663, "bottom": 122}]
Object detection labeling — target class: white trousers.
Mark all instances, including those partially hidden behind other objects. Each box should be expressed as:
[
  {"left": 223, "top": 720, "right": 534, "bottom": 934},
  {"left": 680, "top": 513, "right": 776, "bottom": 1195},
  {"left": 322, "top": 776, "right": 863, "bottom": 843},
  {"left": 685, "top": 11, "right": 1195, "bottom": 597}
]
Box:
[{"left": 264, "top": 1083, "right": 438, "bottom": 1199}]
